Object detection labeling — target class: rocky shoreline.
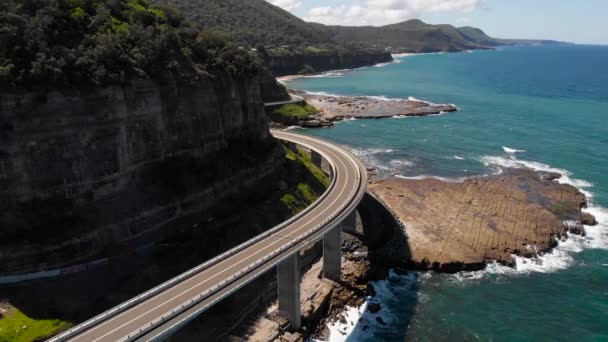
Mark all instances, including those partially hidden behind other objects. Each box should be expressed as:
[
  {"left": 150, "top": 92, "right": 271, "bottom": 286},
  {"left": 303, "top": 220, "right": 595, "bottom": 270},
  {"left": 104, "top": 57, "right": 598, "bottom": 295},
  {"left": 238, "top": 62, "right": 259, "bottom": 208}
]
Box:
[
  {"left": 271, "top": 91, "right": 458, "bottom": 129},
  {"left": 236, "top": 167, "right": 599, "bottom": 341},
  {"left": 369, "top": 169, "right": 597, "bottom": 272}
]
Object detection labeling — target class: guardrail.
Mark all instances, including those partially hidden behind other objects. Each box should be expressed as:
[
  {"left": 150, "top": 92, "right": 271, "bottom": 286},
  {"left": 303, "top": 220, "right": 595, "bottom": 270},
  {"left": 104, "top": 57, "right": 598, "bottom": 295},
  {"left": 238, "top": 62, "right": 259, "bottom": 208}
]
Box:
[
  {"left": 124, "top": 136, "right": 365, "bottom": 341},
  {"left": 263, "top": 94, "right": 305, "bottom": 107},
  {"left": 47, "top": 133, "right": 343, "bottom": 342}
]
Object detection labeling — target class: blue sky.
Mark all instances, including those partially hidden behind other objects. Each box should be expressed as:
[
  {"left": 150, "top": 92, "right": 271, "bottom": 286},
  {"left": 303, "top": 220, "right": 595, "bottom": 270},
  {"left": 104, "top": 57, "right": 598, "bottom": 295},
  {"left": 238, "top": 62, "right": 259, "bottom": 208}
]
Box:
[{"left": 268, "top": 0, "right": 608, "bottom": 44}]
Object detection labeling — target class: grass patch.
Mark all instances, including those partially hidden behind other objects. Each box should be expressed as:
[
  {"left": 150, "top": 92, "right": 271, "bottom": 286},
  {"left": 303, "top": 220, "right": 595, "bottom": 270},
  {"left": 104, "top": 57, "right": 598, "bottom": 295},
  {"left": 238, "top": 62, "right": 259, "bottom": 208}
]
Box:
[
  {"left": 280, "top": 146, "right": 331, "bottom": 215},
  {"left": 280, "top": 183, "right": 319, "bottom": 214},
  {"left": 272, "top": 103, "right": 318, "bottom": 118},
  {"left": 284, "top": 147, "right": 330, "bottom": 187},
  {"left": 0, "top": 307, "right": 70, "bottom": 342}
]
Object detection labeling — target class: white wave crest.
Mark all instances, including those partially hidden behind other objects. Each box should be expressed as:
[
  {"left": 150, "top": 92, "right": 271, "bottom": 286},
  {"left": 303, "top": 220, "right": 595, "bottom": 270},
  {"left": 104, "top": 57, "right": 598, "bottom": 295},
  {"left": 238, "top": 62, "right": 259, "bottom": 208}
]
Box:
[
  {"left": 395, "top": 174, "right": 467, "bottom": 183},
  {"left": 481, "top": 155, "right": 594, "bottom": 193},
  {"left": 302, "top": 90, "right": 344, "bottom": 98},
  {"left": 390, "top": 160, "right": 415, "bottom": 167},
  {"left": 313, "top": 271, "right": 417, "bottom": 342},
  {"left": 454, "top": 155, "right": 465, "bottom": 160},
  {"left": 449, "top": 155, "right": 608, "bottom": 282},
  {"left": 503, "top": 146, "right": 527, "bottom": 154},
  {"left": 374, "top": 59, "right": 402, "bottom": 68}
]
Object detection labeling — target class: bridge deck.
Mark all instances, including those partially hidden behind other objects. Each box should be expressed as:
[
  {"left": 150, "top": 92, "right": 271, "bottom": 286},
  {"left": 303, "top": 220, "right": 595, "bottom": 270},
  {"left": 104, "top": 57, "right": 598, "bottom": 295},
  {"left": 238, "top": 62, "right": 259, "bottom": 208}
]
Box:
[{"left": 51, "top": 130, "right": 367, "bottom": 342}]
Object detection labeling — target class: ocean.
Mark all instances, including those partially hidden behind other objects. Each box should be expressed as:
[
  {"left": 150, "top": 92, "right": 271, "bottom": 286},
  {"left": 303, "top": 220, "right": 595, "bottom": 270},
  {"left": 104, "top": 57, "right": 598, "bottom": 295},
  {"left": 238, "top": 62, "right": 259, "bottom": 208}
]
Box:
[{"left": 283, "top": 45, "right": 608, "bottom": 341}]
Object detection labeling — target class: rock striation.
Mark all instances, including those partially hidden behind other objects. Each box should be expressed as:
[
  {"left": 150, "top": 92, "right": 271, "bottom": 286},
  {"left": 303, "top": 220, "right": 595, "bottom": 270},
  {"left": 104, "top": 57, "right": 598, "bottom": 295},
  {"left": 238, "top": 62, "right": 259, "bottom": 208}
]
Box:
[
  {"left": 369, "top": 169, "right": 593, "bottom": 272},
  {"left": 0, "top": 76, "right": 282, "bottom": 275}
]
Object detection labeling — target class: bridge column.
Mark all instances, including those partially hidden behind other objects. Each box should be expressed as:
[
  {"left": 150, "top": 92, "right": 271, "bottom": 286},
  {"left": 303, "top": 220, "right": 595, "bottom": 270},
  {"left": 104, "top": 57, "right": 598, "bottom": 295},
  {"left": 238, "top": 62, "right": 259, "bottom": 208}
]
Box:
[
  {"left": 323, "top": 224, "right": 342, "bottom": 282},
  {"left": 277, "top": 253, "right": 301, "bottom": 330},
  {"left": 311, "top": 150, "right": 323, "bottom": 169},
  {"left": 340, "top": 210, "right": 358, "bottom": 235},
  {"left": 287, "top": 141, "right": 298, "bottom": 153},
  {"left": 323, "top": 211, "right": 357, "bottom": 281}
]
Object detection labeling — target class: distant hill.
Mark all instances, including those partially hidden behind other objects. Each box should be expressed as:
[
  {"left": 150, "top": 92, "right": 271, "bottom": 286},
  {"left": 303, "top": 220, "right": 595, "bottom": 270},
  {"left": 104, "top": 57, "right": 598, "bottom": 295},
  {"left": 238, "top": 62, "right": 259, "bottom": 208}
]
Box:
[
  {"left": 456, "top": 26, "right": 567, "bottom": 48},
  {"left": 326, "top": 20, "right": 488, "bottom": 53},
  {"left": 153, "top": 0, "right": 565, "bottom": 53},
  {"left": 151, "top": 0, "right": 333, "bottom": 47}
]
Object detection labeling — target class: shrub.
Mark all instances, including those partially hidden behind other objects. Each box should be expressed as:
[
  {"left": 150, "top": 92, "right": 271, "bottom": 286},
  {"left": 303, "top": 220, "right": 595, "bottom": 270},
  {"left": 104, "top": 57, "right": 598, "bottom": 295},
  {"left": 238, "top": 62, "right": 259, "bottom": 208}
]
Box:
[{"left": 0, "top": 0, "right": 262, "bottom": 89}]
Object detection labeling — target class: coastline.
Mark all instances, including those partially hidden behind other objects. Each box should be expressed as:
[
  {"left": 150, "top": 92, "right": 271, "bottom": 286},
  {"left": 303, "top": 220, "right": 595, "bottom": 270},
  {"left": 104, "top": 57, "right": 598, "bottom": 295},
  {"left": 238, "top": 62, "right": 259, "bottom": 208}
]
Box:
[
  {"left": 269, "top": 52, "right": 461, "bottom": 129},
  {"left": 277, "top": 50, "right": 475, "bottom": 84},
  {"left": 263, "top": 46, "right": 608, "bottom": 341},
  {"left": 312, "top": 162, "right": 606, "bottom": 341}
]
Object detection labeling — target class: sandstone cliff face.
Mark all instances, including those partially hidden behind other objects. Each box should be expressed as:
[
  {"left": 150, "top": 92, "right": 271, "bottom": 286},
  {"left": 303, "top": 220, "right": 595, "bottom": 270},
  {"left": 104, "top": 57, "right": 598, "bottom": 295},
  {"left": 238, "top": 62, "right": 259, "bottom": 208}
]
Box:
[
  {"left": 0, "top": 76, "right": 282, "bottom": 275},
  {"left": 259, "top": 70, "right": 290, "bottom": 103},
  {"left": 268, "top": 52, "right": 393, "bottom": 76}
]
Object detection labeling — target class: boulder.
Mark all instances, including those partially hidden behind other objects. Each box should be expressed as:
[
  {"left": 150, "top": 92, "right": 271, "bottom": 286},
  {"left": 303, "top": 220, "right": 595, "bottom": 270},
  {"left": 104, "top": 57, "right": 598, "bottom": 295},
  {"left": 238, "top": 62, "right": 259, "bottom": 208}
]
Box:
[
  {"left": 581, "top": 213, "right": 597, "bottom": 226},
  {"left": 367, "top": 302, "right": 382, "bottom": 314}
]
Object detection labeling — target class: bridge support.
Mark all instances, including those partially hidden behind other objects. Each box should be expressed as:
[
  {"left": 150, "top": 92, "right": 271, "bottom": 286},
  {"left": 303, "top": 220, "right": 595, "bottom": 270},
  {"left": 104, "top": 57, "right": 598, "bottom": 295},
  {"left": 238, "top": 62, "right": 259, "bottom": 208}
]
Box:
[
  {"left": 323, "top": 211, "right": 357, "bottom": 281},
  {"left": 323, "top": 225, "right": 342, "bottom": 282},
  {"left": 287, "top": 141, "right": 298, "bottom": 153},
  {"left": 277, "top": 253, "right": 301, "bottom": 330},
  {"left": 311, "top": 150, "right": 323, "bottom": 169},
  {"left": 340, "top": 211, "right": 358, "bottom": 235}
]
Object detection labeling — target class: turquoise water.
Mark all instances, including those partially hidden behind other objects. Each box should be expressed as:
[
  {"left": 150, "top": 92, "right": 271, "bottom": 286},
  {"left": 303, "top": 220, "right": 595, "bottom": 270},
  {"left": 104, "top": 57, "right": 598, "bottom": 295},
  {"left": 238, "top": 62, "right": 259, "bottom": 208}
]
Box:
[{"left": 285, "top": 45, "right": 608, "bottom": 341}]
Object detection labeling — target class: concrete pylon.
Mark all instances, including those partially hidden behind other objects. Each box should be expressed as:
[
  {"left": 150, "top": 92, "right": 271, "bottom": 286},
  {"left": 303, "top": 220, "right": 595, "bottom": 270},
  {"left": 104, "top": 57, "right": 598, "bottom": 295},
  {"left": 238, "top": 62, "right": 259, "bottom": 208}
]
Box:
[
  {"left": 323, "top": 224, "right": 342, "bottom": 282},
  {"left": 277, "top": 253, "right": 301, "bottom": 330},
  {"left": 311, "top": 150, "right": 323, "bottom": 169},
  {"left": 323, "top": 211, "right": 357, "bottom": 281},
  {"left": 287, "top": 141, "right": 298, "bottom": 153},
  {"left": 339, "top": 211, "right": 358, "bottom": 235}
]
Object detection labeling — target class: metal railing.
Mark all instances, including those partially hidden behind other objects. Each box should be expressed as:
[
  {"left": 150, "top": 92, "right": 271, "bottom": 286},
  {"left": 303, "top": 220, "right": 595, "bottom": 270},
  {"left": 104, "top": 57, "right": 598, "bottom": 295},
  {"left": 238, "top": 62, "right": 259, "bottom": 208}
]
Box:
[
  {"left": 47, "top": 132, "right": 358, "bottom": 342},
  {"left": 123, "top": 141, "right": 365, "bottom": 341}
]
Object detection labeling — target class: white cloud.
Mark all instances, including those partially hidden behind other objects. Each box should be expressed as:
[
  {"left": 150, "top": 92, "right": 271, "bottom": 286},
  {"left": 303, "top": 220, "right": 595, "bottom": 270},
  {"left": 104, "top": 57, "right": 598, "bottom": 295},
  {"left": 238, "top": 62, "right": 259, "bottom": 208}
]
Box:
[
  {"left": 267, "top": 0, "right": 302, "bottom": 12},
  {"left": 303, "top": 0, "right": 481, "bottom": 26}
]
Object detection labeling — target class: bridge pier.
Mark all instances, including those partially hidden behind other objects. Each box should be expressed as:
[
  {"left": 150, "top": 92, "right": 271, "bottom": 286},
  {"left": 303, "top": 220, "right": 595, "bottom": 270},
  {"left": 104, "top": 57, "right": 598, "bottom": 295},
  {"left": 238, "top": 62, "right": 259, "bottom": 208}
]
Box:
[
  {"left": 277, "top": 253, "right": 301, "bottom": 330},
  {"left": 311, "top": 150, "right": 323, "bottom": 169},
  {"left": 323, "top": 211, "right": 357, "bottom": 281},
  {"left": 340, "top": 211, "right": 358, "bottom": 235},
  {"left": 323, "top": 225, "right": 342, "bottom": 282},
  {"left": 287, "top": 141, "right": 298, "bottom": 153}
]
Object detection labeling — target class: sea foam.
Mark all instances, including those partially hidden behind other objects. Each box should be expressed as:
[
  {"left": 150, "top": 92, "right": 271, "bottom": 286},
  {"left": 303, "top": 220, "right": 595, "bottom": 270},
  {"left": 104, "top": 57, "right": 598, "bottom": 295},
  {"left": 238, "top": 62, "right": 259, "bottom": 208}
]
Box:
[
  {"left": 451, "top": 153, "right": 608, "bottom": 280},
  {"left": 502, "top": 146, "right": 527, "bottom": 154},
  {"left": 318, "top": 151, "right": 608, "bottom": 341},
  {"left": 313, "top": 271, "right": 417, "bottom": 342}
]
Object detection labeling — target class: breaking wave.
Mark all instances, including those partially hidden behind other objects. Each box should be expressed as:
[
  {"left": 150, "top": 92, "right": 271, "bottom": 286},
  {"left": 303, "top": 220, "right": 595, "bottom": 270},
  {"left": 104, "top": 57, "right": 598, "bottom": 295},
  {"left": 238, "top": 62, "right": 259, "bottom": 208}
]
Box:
[
  {"left": 449, "top": 153, "right": 608, "bottom": 280},
  {"left": 313, "top": 271, "right": 417, "bottom": 342}
]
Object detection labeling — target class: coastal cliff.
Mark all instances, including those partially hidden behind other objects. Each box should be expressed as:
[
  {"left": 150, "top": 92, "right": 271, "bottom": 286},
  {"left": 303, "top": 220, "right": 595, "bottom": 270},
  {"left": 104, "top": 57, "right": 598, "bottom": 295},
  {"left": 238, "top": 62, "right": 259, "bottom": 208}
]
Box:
[
  {"left": 267, "top": 51, "right": 393, "bottom": 76},
  {"left": 0, "top": 76, "right": 282, "bottom": 275}
]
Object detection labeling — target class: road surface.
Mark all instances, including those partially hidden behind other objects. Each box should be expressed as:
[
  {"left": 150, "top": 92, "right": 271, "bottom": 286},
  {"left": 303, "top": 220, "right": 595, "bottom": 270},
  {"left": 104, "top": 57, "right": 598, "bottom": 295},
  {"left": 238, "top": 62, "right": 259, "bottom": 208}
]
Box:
[{"left": 48, "top": 130, "right": 367, "bottom": 342}]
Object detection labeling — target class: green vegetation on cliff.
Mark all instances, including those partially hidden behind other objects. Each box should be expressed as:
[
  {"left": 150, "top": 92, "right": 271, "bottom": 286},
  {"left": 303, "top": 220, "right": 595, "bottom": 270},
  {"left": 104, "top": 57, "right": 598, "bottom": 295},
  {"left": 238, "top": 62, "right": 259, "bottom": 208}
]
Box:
[
  {"left": 151, "top": 0, "right": 332, "bottom": 47},
  {"left": 0, "top": 307, "right": 70, "bottom": 342},
  {"left": 281, "top": 146, "right": 330, "bottom": 214},
  {"left": 272, "top": 103, "right": 318, "bottom": 119},
  {"left": 0, "top": 0, "right": 261, "bottom": 88}
]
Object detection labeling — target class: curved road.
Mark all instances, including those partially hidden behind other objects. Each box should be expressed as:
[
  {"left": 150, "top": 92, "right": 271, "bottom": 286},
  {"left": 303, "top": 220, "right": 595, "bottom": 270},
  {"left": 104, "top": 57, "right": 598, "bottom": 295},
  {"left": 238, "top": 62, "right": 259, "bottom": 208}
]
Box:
[
  {"left": 49, "top": 130, "right": 367, "bottom": 342},
  {"left": 264, "top": 94, "right": 305, "bottom": 107}
]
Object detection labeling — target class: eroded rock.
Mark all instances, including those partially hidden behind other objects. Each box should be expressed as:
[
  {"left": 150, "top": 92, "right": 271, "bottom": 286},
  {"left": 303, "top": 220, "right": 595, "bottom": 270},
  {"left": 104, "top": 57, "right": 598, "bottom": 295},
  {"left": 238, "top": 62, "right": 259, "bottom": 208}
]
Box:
[{"left": 369, "top": 169, "right": 590, "bottom": 271}]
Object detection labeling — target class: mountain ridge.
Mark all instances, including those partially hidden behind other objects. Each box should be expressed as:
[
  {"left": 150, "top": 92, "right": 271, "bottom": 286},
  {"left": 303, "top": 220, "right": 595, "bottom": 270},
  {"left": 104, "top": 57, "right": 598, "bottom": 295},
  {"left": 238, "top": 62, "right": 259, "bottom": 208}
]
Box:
[{"left": 151, "top": 0, "right": 568, "bottom": 53}]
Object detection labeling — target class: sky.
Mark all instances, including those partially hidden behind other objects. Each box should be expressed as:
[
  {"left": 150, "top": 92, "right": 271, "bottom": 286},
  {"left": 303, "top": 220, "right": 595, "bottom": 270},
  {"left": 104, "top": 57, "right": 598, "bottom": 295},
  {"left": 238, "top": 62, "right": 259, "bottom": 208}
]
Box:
[{"left": 267, "top": 0, "right": 608, "bottom": 45}]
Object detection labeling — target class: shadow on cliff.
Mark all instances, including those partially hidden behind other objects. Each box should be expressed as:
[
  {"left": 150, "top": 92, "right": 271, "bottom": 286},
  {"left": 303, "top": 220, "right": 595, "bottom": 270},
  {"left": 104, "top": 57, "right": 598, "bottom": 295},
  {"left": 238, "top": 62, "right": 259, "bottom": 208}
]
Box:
[
  {"left": 0, "top": 145, "right": 330, "bottom": 341},
  {"left": 352, "top": 192, "right": 417, "bottom": 340}
]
